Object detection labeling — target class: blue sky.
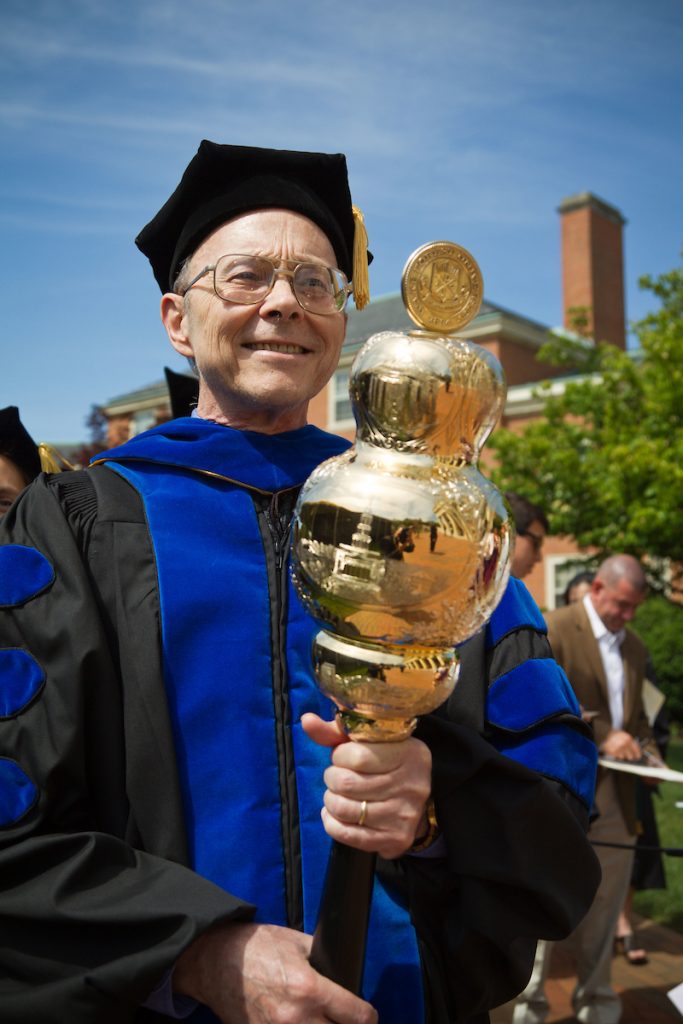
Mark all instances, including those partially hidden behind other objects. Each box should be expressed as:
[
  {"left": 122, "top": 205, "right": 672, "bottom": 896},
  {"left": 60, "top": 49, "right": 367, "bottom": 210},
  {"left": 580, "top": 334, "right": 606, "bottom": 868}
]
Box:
[{"left": 2, "top": 0, "right": 681, "bottom": 443}]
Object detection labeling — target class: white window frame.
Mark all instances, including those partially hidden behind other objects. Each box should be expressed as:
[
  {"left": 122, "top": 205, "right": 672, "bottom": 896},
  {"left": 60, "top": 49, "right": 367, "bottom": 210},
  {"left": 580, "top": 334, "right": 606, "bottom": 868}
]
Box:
[
  {"left": 328, "top": 365, "right": 355, "bottom": 430},
  {"left": 129, "top": 408, "right": 158, "bottom": 437},
  {"left": 544, "top": 554, "right": 593, "bottom": 611}
]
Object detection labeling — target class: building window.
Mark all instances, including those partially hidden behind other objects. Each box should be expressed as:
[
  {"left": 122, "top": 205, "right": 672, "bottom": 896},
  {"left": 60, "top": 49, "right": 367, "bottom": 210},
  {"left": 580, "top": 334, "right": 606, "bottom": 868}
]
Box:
[
  {"left": 330, "top": 367, "right": 354, "bottom": 427},
  {"left": 544, "top": 555, "right": 593, "bottom": 610},
  {"left": 129, "top": 409, "right": 157, "bottom": 437}
]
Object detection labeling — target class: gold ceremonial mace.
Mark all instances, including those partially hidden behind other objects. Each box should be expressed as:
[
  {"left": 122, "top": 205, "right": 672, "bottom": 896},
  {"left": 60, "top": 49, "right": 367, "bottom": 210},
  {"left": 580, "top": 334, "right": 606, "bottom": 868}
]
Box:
[{"left": 291, "top": 241, "right": 512, "bottom": 993}]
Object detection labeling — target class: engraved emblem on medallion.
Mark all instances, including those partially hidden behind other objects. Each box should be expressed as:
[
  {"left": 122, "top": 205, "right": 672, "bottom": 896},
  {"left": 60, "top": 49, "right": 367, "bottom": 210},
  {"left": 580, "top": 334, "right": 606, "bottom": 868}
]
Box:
[{"left": 401, "top": 241, "right": 483, "bottom": 332}]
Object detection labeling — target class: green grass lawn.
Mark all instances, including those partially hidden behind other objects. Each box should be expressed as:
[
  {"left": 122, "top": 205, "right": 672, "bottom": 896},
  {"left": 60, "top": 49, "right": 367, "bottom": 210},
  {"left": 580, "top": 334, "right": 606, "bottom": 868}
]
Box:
[{"left": 632, "top": 734, "right": 683, "bottom": 933}]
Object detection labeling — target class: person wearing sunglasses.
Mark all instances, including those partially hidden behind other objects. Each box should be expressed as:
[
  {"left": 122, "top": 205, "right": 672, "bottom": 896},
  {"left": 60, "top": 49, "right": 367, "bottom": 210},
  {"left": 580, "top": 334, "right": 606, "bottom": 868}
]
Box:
[
  {"left": 0, "top": 142, "right": 599, "bottom": 1024},
  {"left": 505, "top": 491, "right": 549, "bottom": 581}
]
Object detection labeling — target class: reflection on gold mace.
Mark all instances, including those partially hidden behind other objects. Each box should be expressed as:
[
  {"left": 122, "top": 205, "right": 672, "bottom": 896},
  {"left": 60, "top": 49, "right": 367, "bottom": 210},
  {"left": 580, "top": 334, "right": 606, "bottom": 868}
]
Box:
[
  {"left": 291, "top": 241, "right": 512, "bottom": 994},
  {"left": 293, "top": 241, "right": 511, "bottom": 741}
]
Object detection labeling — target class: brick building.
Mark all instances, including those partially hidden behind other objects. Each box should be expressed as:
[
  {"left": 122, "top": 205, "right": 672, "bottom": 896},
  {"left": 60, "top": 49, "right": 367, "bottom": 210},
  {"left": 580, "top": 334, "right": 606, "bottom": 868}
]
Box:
[{"left": 100, "top": 192, "right": 627, "bottom": 609}]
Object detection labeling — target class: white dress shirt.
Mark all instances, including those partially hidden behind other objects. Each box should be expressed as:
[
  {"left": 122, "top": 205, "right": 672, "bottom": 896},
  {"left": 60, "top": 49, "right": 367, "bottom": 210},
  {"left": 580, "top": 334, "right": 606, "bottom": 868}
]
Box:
[{"left": 582, "top": 593, "right": 626, "bottom": 729}]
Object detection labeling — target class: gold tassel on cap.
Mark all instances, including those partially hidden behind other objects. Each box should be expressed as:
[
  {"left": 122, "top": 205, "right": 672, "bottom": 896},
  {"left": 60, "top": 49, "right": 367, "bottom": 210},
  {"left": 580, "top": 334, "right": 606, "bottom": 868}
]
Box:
[
  {"left": 351, "top": 204, "right": 370, "bottom": 311},
  {"left": 38, "top": 443, "right": 76, "bottom": 474}
]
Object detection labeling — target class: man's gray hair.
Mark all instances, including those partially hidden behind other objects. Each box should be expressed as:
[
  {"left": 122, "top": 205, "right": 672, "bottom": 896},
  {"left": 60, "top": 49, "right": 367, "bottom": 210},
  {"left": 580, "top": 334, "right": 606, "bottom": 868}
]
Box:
[
  {"left": 171, "top": 256, "right": 198, "bottom": 375},
  {"left": 596, "top": 554, "right": 648, "bottom": 593},
  {"left": 172, "top": 256, "right": 193, "bottom": 297}
]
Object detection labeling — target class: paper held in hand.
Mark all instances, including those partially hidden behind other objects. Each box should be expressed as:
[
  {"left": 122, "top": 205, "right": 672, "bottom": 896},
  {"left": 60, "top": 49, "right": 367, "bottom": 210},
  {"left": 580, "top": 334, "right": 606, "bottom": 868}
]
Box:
[{"left": 598, "top": 755, "right": 683, "bottom": 785}]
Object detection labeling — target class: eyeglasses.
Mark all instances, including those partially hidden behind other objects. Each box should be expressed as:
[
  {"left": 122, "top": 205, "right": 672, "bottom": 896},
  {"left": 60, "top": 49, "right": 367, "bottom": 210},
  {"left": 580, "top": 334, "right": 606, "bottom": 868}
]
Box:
[
  {"left": 181, "top": 254, "right": 352, "bottom": 315},
  {"left": 519, "top": 529, "right": 545, "bottom": 552}
]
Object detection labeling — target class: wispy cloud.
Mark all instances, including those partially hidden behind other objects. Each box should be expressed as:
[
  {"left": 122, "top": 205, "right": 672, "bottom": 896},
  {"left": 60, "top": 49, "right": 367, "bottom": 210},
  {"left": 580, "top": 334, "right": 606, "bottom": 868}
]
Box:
[
  {"left": 2, "top": 0, "right": 681, "bottom": 442},
  {"left": 0, "top": 101, "right": 212, "bottom": 136},
  {"left": 2, "top": 28, "right": 355, "bottom": 93},
  {"left": 0, "top": 210, "right": 131, "bottom": 235},
  {"left": 0, "top": 186, "right": 141, "bottom": 212}
]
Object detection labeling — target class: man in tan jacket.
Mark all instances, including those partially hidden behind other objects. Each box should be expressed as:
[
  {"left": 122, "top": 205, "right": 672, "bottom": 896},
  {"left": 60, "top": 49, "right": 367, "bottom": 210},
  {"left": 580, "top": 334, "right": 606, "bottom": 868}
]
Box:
[{"left": 514, "top": 554, "right": 656, "bottom": 1024}]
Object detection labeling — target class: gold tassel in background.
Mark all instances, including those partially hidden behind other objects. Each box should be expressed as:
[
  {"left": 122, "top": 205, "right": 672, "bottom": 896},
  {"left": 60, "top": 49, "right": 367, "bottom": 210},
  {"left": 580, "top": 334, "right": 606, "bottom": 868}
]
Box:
[
  {"left": 38, "top": 443, "right": 76, "bottom": 474},
  {"left": 351, "top": 205, "right": 370, "bottom": 311}
]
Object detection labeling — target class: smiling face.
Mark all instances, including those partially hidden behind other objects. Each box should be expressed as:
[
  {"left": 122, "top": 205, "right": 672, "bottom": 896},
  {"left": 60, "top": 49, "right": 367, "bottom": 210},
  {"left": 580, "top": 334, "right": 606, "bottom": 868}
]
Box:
[{"left": 161, "top": 209, "right": 347, "bottom": 434}]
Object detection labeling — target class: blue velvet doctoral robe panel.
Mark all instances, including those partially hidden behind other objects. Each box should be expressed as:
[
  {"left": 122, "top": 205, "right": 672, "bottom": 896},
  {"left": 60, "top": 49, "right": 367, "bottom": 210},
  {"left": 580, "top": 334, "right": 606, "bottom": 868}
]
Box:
[
  {"left": 98, "top": 418, "right": 425, "bottom": 1023},
  {"left": 484, "top": 578, "right": 597, "bottom": 811}
]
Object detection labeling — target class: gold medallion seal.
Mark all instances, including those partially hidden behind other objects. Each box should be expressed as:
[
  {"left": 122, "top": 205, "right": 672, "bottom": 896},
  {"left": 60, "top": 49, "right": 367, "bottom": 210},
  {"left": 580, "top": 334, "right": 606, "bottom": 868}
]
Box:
[{"left": 401, "top": 241, "right": 483, "bottom": 332}]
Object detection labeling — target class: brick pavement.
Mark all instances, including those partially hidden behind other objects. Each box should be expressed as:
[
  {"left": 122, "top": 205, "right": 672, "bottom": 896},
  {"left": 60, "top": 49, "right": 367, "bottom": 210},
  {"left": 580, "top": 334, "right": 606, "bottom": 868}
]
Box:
[{"left": 491, "top": 915, "right": 683, "bottom": 1023}]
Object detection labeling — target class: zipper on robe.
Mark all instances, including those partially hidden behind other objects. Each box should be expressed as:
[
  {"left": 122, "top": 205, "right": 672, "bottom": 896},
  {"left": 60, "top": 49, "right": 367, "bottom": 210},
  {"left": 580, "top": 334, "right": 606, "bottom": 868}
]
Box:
[{"left": 254, "top": 487, "right": 304, "bottom": 931}]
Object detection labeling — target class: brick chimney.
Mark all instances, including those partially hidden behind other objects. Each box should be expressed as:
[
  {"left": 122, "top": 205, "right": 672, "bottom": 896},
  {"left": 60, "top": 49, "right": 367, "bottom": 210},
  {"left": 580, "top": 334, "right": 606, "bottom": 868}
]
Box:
[{"left": 558, "top": 192, "right": 627, "bottom": 349}]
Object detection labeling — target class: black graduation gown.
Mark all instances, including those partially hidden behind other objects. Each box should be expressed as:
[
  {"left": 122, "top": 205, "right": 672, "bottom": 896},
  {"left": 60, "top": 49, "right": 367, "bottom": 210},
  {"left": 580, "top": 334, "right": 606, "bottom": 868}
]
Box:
[{"left": 0, "top": 463, "right": 600, "bottom": 1024}]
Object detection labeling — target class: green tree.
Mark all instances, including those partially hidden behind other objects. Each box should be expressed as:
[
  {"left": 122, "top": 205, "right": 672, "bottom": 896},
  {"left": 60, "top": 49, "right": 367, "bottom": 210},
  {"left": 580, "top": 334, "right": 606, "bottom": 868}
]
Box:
[
  {"left": 632, "top": 595, "right": 683, "bottom": 724},
  {"left": 85, "top": 403, "right": 108, "bottom": 447},
  {"left": 490, "top": 255, "right": 683, "bottom": 722},
  {"left": 490, "top": 256, "right": 683, "bottom": 591},
  {"left": 63, "top": 404, "right": 108, "bottom": 470}
]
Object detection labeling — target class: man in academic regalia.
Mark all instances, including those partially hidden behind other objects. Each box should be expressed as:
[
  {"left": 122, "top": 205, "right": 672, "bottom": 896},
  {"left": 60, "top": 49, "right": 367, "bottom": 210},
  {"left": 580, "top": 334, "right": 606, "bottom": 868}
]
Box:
[{"left": 0, "top": 142, "right": 600, "bottom": 1024}]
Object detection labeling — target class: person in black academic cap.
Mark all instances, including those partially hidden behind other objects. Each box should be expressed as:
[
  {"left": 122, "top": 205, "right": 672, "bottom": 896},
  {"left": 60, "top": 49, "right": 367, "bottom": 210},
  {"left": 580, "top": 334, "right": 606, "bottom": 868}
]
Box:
[
  {"left": 0, "top": 405, "right": 41, "bottom": 516},
  {"left": 0, "top": 142, "right": 599, "bottom": 1024}
]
